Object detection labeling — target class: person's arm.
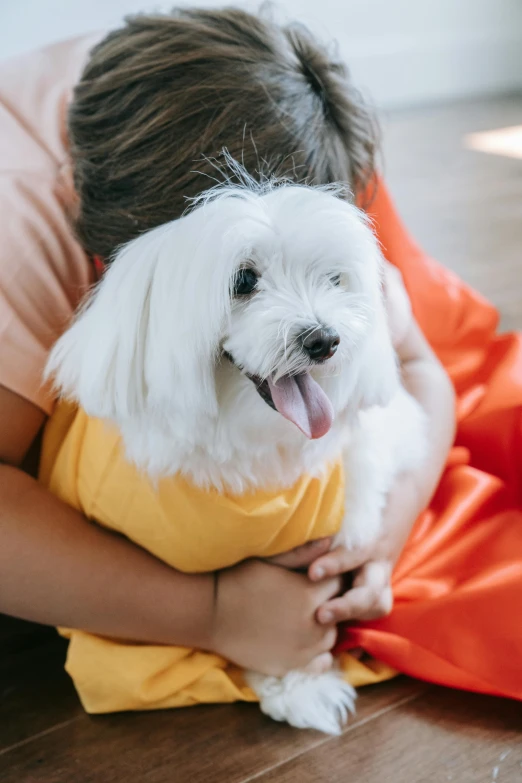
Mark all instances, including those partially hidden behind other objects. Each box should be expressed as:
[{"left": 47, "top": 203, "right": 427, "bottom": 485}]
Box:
[
  {"left": 308, "top": 267, "right": 456, "bottom": 623},
  {"left": 0, "top": 385, "right": 213, "bottom": 647},
  {"left": 0, "top": 470, "right": 212, "bottom": 649},
  {"left": 0, "top": 385, "right": 337, "bottom": 675}
]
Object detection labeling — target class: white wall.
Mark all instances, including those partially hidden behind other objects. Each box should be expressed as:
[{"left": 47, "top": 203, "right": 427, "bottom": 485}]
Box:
[{"left": 1, "top": 0, "right": 521, "bottom": 108}]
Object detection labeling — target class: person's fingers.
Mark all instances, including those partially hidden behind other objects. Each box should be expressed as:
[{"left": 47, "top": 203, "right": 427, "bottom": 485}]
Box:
[
  {"left": 311, "top": 574, "right": 343, "bottom": 605},
  {"left": 353, "top": 561, "right": 393, "bottom": 619},
  {"left": 308, "top": 545, "right": 369, "bottom": 581},
  {"left": 311, "top": 625, "right": 338, "bottom": 654},
  {"left": 353, "top": 560, "right": 392, "bottom": 591},
  {"left": 317, "top": 583, "right": 393, "bottom": 623},
  {"left": 304, "top": 652, "right": 334, "bottom": 675},
  {"left": 316, "top": 561, "right": 393, "bottom": 623},
  {"left": 317, "top": 587, "right": 371, "bottom": 623},
  {"left": 267, "top": 537, "right": 333, "bottom": 570},
  {"left": 372, "top": 586, "right": 393, "bottom": 619}
]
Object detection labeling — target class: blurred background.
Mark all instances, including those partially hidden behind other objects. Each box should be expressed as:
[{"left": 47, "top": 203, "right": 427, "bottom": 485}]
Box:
[
  {"left": 1, "top": 0, "right": 521, "bottom": 324},
  {"left": 2, "top": 0, "right": 522, "bottom": 108}
]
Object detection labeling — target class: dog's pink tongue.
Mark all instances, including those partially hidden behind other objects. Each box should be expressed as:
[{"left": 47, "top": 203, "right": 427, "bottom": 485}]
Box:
[{"left": 267, "top": 372, "right": 333, "bottom": 439}]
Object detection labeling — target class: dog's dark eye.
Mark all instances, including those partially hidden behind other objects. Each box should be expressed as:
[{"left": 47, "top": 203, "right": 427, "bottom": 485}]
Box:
[
  {"left": 234, "top": 267, "right": 258, "bottom": 296},
  {"left": 330, "top": 274, "right": 341, "bottom": 287}
]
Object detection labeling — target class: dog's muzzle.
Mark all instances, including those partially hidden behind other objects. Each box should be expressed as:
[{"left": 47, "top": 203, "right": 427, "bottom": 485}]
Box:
[{"left": 222, "top": 343, "right": 336, "bottom": 440}]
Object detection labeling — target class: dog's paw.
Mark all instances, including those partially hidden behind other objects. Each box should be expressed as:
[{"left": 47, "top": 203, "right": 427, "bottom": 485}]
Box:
[
  {"left": 335, "top": 514, "right": 382, "bottom": 551},
  {"left": 335, "top": 499, "right": 384, "bottom": 551},
  {"left": 247, "top": 669, "right": 356, "bottom": 735}
]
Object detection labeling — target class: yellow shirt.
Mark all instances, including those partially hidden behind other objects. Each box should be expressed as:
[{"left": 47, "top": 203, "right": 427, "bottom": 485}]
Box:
[{"left": 39, "top": 401, "right": 396, "bottom": 713}]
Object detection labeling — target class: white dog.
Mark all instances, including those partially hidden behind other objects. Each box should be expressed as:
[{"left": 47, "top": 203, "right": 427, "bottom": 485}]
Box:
[{"left": 46, "top": 179, "right": 425, "bottom": 735}]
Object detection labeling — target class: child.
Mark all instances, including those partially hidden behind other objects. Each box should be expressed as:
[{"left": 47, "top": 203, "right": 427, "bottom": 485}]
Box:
[{"left": 0, "top": 8, "right": 519, "bottom": 702}]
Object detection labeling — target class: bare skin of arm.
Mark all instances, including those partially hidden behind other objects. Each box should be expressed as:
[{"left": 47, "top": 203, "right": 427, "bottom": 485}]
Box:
[{"left": 0, "top": 385, "right": 337, "bottom": 677}]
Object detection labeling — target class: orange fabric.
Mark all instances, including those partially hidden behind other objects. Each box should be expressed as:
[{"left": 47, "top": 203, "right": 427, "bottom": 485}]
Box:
[{"left": 336, "top": 182, "right": 522, "bottom": 701}]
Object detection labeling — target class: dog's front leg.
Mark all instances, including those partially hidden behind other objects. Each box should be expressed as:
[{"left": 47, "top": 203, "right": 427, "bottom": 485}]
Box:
[
  {"left": 339, "top": 388, "right": 427, "bottom": 550},
  {"left": 338, "top": 410, "right": 393, "bottom": 550}
]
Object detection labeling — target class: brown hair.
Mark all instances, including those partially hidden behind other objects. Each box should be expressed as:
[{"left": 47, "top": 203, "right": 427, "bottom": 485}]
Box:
[{"left": 69, "top": 7, "right": 378, "bottom": 259}]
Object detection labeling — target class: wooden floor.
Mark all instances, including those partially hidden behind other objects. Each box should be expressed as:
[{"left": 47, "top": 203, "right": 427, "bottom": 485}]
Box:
[{"left": 2, "top": 95, "right": 522, "bottom": 782}]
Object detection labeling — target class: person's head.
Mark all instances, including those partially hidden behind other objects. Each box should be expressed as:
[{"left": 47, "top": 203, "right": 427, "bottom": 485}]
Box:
[{"left": 69, "top": 6, "right": 378, "bottom": 260}]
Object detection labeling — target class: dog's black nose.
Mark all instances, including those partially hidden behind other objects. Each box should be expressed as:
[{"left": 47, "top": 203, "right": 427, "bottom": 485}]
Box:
[{"left": 301, "top": 327, "right": 340, "bottom": 361}]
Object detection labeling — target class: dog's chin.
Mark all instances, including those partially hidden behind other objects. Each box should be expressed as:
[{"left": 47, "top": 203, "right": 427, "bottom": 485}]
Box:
[{"left": 222, "top": 352, "right": 334, "bottom": 440}]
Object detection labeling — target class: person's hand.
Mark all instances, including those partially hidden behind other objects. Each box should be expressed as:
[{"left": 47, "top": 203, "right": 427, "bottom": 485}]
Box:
[
  {"left": 266, "top": 536, "right": 394, "bottom": 623},
  {"left": 308, "top": 471, "right": 423, "bottom": 624},
  {"left": 210, "top": 558, "right": 341, "bottom": 677},
  {"left": 309, "top": 546, "right": 395, "bottom": 624},
  {"left": 265, "top": 537, "right": 333, "bottom": 570}
]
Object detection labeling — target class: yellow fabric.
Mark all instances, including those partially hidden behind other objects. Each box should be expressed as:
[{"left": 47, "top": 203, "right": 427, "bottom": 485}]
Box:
[{"left": 40, "top": 401, "right": 397, "bottom": 714}]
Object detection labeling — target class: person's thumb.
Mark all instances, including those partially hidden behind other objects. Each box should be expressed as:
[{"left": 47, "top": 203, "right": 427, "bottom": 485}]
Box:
[{"left": 266, "top": 537, "right": 333, "bottom": 570}]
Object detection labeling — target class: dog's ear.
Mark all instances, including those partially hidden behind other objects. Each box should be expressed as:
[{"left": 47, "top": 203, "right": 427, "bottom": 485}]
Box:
[
  {"left": 46, "top": 225, "right": 171, "bottom": 421},
  {"left": 46, "top": 206, "right": 236, "bottom": 423}
]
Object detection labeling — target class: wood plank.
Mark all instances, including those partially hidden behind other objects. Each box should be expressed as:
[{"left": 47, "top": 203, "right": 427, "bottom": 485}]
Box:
[
  {"left": 0, "top": 678, "right": 425, "bottom": 783},
  {"left": 0, "top": 615, "right": 55, "bottom": 658},
  {"left": 253, "top": 689, "right": 522, "bottom": 783},
  {"left": 0, "top": 638, "right": 81, "bottom": 752}
]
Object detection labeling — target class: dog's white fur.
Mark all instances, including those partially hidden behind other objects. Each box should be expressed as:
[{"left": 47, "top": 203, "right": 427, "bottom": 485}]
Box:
[{"left": 46, "top": 182, "right": 425, "bottom": 735}]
